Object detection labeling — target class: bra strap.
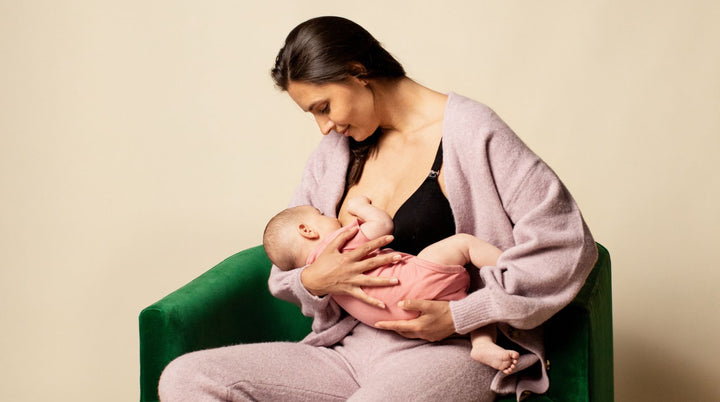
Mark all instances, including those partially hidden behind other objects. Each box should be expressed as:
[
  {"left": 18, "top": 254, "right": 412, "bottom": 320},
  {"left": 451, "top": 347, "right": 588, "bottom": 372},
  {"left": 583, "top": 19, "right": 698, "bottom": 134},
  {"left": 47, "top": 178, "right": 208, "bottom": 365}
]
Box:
[{"left": 428, "top": 139, "right": 443, "bottom": 178}]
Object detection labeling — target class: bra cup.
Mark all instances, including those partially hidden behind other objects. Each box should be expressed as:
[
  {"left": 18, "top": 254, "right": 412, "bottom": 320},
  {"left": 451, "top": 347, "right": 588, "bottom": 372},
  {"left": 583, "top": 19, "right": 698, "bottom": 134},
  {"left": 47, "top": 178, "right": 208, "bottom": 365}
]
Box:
[{"left": 388, "top": 140, "right": 455, "bottom": 255}]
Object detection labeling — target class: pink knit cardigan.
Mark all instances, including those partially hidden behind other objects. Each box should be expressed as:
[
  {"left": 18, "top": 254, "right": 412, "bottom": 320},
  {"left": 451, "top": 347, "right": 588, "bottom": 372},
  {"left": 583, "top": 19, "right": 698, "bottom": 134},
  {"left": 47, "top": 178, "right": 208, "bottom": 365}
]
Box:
[{"left": 268, "top": 92, "right": 598, "bottom": 398}]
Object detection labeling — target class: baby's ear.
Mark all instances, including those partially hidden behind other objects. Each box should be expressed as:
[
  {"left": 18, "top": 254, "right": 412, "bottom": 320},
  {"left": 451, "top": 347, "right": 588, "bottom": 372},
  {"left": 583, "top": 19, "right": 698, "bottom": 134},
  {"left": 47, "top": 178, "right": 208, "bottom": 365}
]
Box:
[{"left": 297, "top": 223, "right": 320, "bottom": 240}]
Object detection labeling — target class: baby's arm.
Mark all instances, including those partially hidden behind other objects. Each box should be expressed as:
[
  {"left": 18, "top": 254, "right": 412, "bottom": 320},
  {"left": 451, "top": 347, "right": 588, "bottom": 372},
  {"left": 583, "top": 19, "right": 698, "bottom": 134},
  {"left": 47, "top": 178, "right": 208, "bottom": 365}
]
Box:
[{"left": 345, "top": 195, "right": 394, "bottom": 241}]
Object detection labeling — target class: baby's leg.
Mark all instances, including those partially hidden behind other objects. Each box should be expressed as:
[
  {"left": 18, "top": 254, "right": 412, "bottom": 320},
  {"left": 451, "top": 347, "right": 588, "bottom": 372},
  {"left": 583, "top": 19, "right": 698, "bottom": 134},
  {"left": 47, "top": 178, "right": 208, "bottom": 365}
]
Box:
[
  {"left": 416, "top": 234, "right": 470, "bottom": 266},
  {"left": 470, "top": 325, "right": 520, "bottom": 374},
  {"left": 417, "top": 233, "right": 501, "bottom": 268}
]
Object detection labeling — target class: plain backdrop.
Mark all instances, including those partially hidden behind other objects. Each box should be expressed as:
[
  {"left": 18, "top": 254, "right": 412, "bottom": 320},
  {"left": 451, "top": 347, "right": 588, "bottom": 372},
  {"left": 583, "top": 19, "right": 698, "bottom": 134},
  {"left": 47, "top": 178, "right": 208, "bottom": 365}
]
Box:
[{"left": 1, "top": 1, "right": 719, "bottom": 401}]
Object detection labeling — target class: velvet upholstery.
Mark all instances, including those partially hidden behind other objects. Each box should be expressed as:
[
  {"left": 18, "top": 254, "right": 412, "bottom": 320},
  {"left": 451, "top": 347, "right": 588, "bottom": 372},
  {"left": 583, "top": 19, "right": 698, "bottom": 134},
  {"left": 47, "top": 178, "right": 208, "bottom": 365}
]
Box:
[{"left": 139, "top": 244, "right": 612, "bottom": 402}]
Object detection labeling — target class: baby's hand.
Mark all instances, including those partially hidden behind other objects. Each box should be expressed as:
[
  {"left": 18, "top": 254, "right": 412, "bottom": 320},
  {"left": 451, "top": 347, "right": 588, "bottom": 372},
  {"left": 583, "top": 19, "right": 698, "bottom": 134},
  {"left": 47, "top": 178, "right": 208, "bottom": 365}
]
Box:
[
  {"left": 346, "top": 195, "right": 394, "bottom": 239},
  {"left": 346, "top": 195, "right": 372, "bottom": 211}
]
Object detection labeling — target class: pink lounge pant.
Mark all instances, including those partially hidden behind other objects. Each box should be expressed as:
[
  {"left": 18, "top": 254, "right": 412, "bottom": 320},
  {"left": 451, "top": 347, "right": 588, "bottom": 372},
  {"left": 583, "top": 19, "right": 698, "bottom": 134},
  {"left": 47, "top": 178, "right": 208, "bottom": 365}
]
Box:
[{"left": 159, "top": 324, "right": 496, "bottom": 401}]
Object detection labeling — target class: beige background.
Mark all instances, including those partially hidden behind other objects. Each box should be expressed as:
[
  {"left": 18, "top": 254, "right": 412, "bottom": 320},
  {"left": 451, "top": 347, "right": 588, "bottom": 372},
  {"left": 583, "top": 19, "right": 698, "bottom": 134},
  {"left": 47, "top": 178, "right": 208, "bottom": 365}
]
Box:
[{"left": 1, "top": 1, "right": 718, "bottom": 401}]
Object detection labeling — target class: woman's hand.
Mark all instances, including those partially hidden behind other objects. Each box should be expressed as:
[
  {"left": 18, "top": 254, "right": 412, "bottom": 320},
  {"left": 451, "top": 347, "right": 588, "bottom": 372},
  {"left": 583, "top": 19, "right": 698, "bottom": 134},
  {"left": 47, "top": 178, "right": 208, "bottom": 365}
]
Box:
[
  {"left": 300, "top": 225, "right": 401, "bottom": 308},
  {"left": 374, "top": 300, "right": 456, "bottom": 341}
]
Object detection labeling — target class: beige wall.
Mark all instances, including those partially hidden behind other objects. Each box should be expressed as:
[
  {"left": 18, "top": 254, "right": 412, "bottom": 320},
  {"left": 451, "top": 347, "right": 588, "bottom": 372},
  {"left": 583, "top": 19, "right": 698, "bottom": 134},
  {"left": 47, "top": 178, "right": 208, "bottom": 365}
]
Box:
[{"left": 2, "top": 1, "right": 718, "bottom": 401}]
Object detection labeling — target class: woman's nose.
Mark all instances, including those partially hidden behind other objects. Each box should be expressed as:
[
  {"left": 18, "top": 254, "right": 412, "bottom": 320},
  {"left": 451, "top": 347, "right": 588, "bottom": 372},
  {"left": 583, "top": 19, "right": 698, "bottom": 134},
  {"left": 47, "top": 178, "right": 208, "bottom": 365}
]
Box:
[{"left": 316, "top": 116, "right": 335, "bottom": 135}]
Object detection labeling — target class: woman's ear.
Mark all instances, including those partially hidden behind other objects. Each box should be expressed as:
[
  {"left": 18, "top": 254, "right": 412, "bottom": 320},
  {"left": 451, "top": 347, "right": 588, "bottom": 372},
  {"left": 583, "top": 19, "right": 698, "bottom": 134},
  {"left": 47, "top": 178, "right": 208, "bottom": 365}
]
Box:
[
  {"left": 348, "top": 74, "right": 368, "bottom": 87},
  {"left": 297, "top": 223, "right": 320, "bottom": 240},
  {"left": 348, "top": 62, "right": 369, "bottom": 84}
]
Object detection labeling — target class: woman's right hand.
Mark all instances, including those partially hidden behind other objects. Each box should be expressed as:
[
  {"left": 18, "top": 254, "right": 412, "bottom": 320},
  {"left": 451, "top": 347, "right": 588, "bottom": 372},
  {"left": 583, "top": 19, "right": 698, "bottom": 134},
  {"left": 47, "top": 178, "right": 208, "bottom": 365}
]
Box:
[{"left": 300, "top": 225, "right": 401, "bottom": 308}]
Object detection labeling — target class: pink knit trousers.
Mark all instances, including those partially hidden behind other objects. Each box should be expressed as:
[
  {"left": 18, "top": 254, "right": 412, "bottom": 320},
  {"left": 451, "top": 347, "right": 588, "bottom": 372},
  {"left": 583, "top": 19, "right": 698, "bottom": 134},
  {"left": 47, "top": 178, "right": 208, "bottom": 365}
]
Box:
[{"left": 159, "top": 324, "right": 496, "bottom": 401}]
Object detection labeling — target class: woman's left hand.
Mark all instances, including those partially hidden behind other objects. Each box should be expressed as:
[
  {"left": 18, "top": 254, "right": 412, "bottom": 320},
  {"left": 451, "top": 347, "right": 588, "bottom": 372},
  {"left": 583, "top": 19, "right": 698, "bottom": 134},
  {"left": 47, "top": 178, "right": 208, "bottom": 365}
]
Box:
[{"left": 374, "top": 300, "right": 456, "bottom": 341}]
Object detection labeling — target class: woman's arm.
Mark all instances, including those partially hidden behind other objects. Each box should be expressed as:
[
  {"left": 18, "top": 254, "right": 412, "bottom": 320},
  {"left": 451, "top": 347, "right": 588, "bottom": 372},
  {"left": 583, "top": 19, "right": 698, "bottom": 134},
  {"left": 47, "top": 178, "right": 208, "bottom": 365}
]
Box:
[
  {"left": 445, "top": 97, "right": 598, "bottom": 334},
  {"left": 373, "top": 234, "right": 502, "bottom": 340},
  {"left": 451, "top": 160, "right": 597, "bottom": 333}
]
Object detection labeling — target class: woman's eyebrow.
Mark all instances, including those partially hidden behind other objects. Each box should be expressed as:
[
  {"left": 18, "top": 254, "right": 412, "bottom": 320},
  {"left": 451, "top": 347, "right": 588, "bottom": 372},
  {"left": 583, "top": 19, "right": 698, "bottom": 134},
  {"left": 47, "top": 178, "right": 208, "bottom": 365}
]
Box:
[{"left": 306, "top": 100, "right": 325, "bottom": 113}]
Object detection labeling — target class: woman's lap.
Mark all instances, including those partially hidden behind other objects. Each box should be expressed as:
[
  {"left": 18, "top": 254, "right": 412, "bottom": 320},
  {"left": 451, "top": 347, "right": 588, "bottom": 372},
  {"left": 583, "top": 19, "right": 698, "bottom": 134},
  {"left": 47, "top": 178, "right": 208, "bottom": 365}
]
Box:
[
  {"left": 159, "top": 324, "right": 496, "bottom": 401},
  {"left": 159, "top": 341, "right": 358, "bottom": 402},
  {"left": 341, "top": 324, "right": 496, "bottom": 401}
]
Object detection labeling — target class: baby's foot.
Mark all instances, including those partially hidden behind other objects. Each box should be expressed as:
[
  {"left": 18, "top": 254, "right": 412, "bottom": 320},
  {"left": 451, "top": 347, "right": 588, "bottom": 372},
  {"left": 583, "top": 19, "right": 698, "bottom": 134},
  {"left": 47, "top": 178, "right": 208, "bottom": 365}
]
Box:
[{"left": 471, "top": 345, "right": 520, "bottom": 374}]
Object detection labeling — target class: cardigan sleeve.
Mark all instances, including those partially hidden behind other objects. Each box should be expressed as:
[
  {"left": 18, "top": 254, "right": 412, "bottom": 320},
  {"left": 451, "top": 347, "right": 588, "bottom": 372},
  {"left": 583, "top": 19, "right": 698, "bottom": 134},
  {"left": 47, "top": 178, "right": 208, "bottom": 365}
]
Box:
[
  {"left": 445, "top": 97, "right": 598, "bottom": 334},
  {"left": 450, "top": 163, "right": 597, "bottom": 333}
]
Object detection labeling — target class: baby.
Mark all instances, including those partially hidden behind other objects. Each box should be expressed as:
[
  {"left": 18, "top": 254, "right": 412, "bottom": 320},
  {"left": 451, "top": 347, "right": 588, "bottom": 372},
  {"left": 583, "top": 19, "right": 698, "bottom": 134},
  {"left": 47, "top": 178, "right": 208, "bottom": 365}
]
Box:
[{"left": 263, "top": 196, "right": 519, "bottom": 374}]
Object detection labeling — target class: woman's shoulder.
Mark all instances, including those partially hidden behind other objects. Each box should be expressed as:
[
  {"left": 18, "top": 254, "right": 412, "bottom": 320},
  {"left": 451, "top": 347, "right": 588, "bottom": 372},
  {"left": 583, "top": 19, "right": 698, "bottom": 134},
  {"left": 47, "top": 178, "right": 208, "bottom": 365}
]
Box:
[
  {"left": 442, "top": 92, "right": 538, "bottom": 168},
  {"left": 445, "top": 92, "right": 497, "bottom": 122},
  {"left": 444, "top": 92, "right": 515, "bottom": 144}
]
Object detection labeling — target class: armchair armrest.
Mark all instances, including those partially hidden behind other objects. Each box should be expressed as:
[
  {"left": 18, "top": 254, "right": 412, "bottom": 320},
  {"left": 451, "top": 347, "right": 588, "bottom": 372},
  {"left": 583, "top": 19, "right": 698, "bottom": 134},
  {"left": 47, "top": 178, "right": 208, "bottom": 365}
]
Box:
[
  {"left": 138, "top": 245, "right": 312, "bottom": 402},
  {"left": 497, "top": 243, "right": 613, "bottom": 402}
]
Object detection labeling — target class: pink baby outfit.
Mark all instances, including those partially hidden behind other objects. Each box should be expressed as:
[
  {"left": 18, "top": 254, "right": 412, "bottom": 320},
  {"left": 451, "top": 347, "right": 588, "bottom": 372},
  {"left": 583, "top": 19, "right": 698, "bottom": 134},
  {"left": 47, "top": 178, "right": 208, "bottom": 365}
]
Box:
[{"left": 306, "top": 220, "right": 470, "bottom": 326}]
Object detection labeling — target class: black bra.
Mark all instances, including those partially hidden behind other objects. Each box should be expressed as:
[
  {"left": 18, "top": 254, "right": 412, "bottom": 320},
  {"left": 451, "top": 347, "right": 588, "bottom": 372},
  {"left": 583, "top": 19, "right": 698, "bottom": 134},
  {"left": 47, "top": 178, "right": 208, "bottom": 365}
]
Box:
[{"left": 387, "top": 140, "right": 456, "bottom": 255}]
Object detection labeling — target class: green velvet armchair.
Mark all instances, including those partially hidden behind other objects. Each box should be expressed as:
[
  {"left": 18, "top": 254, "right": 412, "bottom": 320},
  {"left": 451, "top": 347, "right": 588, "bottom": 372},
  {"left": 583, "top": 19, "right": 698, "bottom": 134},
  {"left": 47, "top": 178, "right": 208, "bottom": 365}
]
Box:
[{"left": 139, "top": 244, "right": 613, "bottom": 402}]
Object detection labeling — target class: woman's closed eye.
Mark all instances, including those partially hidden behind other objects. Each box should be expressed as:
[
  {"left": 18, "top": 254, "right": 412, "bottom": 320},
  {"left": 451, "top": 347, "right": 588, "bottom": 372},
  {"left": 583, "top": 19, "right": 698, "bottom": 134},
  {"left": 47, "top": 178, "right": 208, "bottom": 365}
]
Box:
[{"left": 317, "top": 104, "right": 330, "bottom": 114}]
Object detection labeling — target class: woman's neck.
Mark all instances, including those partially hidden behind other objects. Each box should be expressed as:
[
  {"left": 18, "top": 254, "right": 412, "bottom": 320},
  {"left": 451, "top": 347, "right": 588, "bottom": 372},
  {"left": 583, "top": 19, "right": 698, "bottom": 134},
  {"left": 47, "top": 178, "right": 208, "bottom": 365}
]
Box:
[{"left": 370, "top": 77, "right": 447, "bottom": 137}]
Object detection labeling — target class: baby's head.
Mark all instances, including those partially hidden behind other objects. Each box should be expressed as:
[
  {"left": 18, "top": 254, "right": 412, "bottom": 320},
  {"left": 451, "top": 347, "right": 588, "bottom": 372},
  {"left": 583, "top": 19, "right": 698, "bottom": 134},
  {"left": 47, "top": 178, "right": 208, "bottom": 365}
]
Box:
[{"left": 263, "top": 205, "right": 342, "bottom": 270}]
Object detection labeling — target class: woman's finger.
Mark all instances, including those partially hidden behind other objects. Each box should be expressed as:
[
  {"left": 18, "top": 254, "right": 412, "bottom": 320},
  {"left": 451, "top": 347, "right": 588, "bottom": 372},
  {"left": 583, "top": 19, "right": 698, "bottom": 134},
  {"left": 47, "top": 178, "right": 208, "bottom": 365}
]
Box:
[
  {"left": 352, "top": 274, "right": 399, "bottom": 288},
  {"left": 396, "top": 299, "right": 426, "bottom": 312},
  {"left": 359, "top": 251, "right": 402, "bottom": 273},
  {"left": 348, "top": 287, "right": 387, "bottom": 309},
  {"left": 374, "top": 319, "right": 418, "bottom": 334},
  {"left": 347, "top": 234, "right": 394, "bottom": 259},
  {"left": 323, "top": 225, "right": 359, "bottom": 253}
]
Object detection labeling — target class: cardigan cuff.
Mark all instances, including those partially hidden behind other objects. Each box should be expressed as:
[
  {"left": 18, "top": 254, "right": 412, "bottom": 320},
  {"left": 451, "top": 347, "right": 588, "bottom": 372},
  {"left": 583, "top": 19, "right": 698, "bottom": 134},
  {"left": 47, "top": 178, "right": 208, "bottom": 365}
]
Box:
[
  {"left": 291, "top": 266, "right": 331, "bottom": 313},
  {"left": 450, "top": 289, "right": 498, "bottom": 334}
]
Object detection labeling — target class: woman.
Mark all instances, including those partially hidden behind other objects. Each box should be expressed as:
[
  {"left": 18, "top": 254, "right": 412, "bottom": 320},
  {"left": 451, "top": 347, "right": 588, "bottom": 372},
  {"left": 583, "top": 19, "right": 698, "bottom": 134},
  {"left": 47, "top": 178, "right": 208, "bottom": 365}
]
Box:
[{"left": 159, "top": 16, "right": 597, "bottom": 401}]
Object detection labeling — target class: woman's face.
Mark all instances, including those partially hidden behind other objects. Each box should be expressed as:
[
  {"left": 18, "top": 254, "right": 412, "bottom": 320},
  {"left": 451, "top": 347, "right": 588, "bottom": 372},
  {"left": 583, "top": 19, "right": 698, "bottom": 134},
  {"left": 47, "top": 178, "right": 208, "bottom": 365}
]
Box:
[{"left": 286, "top": 77, "right": 379, "bottom": 142}]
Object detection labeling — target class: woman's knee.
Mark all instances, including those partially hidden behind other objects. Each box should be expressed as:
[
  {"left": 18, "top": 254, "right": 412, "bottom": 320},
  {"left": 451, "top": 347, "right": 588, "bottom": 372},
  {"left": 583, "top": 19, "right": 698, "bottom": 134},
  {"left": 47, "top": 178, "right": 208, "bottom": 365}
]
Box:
[{"left": 158, "top": 351, "right": 215, "bottom": 401}]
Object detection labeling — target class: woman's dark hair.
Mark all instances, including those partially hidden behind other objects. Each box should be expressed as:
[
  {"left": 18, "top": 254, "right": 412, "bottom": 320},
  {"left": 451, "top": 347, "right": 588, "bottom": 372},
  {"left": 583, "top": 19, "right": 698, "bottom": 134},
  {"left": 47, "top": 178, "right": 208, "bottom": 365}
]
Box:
[
  {"left": 271, "top": 16, "right": 406, "bottom": 188},
  {"left": 271, "top": 16, "right": 405, "bottom": 89}
]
